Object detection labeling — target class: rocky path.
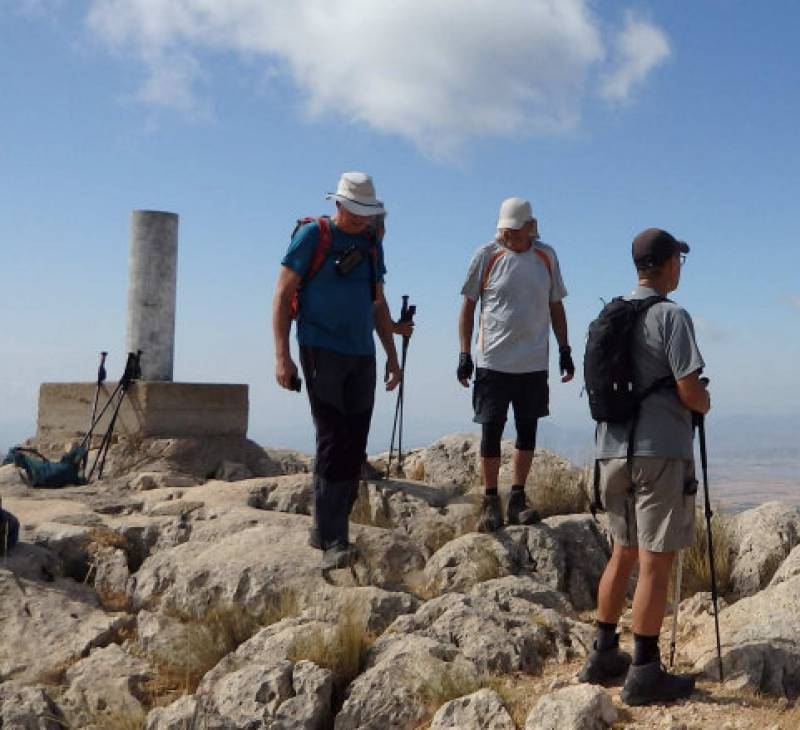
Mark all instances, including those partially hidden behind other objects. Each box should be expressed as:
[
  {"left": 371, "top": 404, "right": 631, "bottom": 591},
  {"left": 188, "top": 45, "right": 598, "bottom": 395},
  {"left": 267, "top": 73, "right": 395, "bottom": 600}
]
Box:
[{"left": 0, "top": 433, "right": 798, "bottom": 729}]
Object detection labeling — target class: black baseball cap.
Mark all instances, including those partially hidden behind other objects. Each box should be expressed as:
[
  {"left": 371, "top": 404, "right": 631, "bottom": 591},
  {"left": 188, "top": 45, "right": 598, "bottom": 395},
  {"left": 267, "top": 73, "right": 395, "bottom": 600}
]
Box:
[{"left": 632, "top": 228, "right": 690, "bottom": 268}]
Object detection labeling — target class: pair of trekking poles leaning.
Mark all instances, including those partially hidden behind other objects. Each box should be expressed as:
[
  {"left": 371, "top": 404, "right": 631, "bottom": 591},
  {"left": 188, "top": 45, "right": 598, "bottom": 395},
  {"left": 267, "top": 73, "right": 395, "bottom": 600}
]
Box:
[{"left": 4, "top": 351, "right": 143, "bottom": 489}]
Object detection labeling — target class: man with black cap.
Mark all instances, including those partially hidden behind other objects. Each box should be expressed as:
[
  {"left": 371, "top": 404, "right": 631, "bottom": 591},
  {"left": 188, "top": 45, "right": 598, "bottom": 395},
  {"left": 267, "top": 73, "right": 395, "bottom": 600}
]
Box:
[
  {"left": 457, "top": 197, "right": 574, "bottom": 532},
  {"left": 578, "top": 228, "right": 711, "bottom": 706},
  {"left": 272, "top": 172, "right": 402, "bottom": 571}
]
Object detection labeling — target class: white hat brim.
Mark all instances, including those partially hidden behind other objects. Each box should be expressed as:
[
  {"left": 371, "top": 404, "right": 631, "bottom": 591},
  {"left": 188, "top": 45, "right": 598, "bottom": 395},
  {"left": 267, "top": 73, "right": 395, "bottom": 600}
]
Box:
[
  {"left": 496, "top": 216, "right": 531, "bottom": 230},
  {"left": 326, "top": 194, "right": 386, "bottom": 217}
]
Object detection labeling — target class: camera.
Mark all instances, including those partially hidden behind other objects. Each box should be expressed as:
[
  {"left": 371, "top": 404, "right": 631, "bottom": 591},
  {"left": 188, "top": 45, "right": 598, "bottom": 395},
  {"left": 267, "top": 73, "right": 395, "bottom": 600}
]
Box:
[{"left": 335, "top": 245, "right": 364, "bottom": 276}]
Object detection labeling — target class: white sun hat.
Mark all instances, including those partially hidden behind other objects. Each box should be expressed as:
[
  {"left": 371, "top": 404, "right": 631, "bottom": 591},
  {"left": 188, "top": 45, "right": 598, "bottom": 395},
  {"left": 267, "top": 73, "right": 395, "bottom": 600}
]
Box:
[
  {"left": 496, "top": 197, "right": 533, "bottom": 230},
  {"left": 325, "top": 172, "right": 386, "bottom": 216}
]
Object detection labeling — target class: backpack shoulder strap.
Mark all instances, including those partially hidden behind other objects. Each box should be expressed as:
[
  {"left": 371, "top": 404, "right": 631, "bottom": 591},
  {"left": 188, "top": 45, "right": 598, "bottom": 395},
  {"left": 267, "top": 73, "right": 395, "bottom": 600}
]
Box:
[
  {"left": 480, "top": 248, "right": 506, "bottom": 293},
  {"left": 533, "top": 246, "right": 553, "bottom": 280},
  {"left": 300, "top": 216, "right": 332, "bottom": 283}
]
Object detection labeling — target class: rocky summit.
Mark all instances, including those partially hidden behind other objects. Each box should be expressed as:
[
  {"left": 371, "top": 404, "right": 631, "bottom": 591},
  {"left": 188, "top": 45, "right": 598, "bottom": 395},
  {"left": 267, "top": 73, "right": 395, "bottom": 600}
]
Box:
[{"left": 0, "top": 433, "right": 798, "bottom": 729}]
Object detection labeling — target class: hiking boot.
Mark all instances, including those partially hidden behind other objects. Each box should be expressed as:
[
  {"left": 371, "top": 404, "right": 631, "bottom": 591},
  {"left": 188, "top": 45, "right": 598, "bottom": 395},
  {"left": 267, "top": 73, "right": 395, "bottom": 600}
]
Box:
[
  {"left": 321, "top": 543, "right": 353, "bottom": 571},
  {"left": 620, "top": 661, "right": 696, "bottom": 706},
  {"left": 577, "top": 636, "right": 631, "bottom": 685},
  {"left": 476, "top": 493, "right": 503, "bottom": 533},
  {"left": 506, "top": 488, "right": 541, "bottom": 525}
]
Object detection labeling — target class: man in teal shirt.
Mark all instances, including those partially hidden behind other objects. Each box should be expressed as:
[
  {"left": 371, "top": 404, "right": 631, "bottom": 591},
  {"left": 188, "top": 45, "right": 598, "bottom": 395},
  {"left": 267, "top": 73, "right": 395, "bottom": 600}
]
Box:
[{"left": 272, "top": 172, "right": 401, "bottom": 570}]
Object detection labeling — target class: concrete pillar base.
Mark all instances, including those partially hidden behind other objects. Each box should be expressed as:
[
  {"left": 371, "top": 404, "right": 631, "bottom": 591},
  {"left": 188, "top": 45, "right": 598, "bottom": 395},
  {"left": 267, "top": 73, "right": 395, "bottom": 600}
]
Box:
[{"left": 37, "top": 382, "right": 249, "bottom": 441}]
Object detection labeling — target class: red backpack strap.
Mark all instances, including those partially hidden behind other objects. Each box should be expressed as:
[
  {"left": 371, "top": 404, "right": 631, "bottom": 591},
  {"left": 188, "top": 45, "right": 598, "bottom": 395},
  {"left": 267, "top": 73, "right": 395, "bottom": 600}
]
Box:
[
  {"left": 303, "top": 216, "right": 332, "bottom": 282},
  {"left": 534, "top": 246, "right": 553, "bottom": 280},
  {"left": 480, "top": 249, "right": 506, "bottom": 293}
]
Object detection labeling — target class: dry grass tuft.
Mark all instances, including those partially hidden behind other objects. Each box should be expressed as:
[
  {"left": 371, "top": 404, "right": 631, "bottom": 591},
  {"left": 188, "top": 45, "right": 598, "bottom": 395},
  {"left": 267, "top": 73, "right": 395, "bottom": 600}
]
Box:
[
  {"left": 349, "top": 484, "right": 393, "bottom": 529},
  {"left": 529, "top": 462, "right": 590, "bottom": 517},
  {"left": 681, "top": 506, "right": 733, "bottom": 598},
  {"left": 86, "top": 527, "right": 129, "bottom": 551},
  {"left": 417, "top": 666, "right": 480, "bottom": 715},
  {"left": 481, "top": 673, "right": 542, "bottom": 728},
  {"left": 148, "top": 591, "right": 299, "bottom": 699},
  {"left": 287, "top": 604, "right": 374, "bottom": 692}
]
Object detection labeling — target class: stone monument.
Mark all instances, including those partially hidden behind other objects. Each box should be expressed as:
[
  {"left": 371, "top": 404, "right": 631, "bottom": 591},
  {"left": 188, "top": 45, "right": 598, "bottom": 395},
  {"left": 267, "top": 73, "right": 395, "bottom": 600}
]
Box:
[{"left": 36, "top": 210, "right": 249, "bottom": 443}]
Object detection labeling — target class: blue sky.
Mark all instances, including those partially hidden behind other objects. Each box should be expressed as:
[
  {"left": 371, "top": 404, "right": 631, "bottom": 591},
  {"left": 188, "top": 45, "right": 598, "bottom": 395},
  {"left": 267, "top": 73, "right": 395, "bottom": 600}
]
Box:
[{"left": 1, "top": 1, "right": 798, "bottom": 461}]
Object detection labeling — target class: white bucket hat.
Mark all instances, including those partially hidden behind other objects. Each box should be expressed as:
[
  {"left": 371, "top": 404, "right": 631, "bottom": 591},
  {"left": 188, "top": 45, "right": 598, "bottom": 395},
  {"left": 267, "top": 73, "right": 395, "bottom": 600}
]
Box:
[
  {"left": 497, "top": 197, "right": 533, "bottom": 230},
  {"left": 325, "top": 172, "right": 386, "bottom": 217}
]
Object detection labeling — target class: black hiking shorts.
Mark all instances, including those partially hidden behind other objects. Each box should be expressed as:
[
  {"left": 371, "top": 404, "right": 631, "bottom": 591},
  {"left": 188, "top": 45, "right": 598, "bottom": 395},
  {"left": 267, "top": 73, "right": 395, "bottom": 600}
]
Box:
[{"left": 472, "top": 368, "right": 549, "bottom": 425}]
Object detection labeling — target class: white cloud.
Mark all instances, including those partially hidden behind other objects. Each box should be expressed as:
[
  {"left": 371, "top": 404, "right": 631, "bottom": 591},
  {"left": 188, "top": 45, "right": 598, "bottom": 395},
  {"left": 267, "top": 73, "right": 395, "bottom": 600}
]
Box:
[
  {"left": 85, "top": 0, "right": 670, "bottom": 153},
  {"left": 600, "top": 13, "right": 670, "bottom": 101}
]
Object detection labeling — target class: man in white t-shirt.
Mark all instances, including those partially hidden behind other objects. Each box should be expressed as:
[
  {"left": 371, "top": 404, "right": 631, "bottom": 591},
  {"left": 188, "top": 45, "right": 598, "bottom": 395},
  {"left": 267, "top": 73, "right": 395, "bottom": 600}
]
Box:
[{"left": 457, "top": 197, "right": 575, "bottom": 532}]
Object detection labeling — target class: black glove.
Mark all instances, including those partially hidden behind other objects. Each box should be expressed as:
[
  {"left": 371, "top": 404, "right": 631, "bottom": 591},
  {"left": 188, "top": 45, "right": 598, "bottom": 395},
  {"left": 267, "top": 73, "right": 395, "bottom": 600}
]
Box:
[
  {"left": 457, "top": 352, "right": 474, "bottom": 382},
  {"left": 559, "top": 345, "right": 575, "bottom": 378}
]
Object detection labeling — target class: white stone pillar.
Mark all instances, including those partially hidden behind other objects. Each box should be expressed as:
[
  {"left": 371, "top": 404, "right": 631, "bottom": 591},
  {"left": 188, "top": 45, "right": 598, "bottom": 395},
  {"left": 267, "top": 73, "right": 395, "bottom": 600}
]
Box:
[{"left": 126, "top": 210, "right": 179, "bottom": 381}]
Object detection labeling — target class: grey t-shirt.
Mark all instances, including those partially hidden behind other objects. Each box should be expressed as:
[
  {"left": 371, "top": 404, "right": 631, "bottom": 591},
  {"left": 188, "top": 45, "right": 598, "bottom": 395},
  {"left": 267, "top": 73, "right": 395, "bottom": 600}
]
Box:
[
  {"left": 596, "top": 285, "right": 705, "bottom": 460},
  {"left": 461, "top": 240, "right": 568, "bottom": 373}
]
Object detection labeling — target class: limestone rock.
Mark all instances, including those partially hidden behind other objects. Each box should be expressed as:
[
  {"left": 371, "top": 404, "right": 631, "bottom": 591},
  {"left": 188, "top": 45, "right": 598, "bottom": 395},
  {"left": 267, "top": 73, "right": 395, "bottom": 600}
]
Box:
[
  {"left": 397, "top": 433, "right": 482, "bottom": 488},
  {"left": 129, "top": 509, "right": 327, "bottom": 614},
  {"left": 543, "top": 515, "right": 610, "bottom": 610},
  {"left": 0, "top": 682, "right": 63, "bottom": 730},
  {"left": 769, "top": 544, "right": 800, "bottom": 587},
  {"left": 145, "top": 499, "right": 204, "bottom": 517},
  {"left": 422, "top": 533, "right": 519, "bottom": 594},
  {"left": 429, "top": 688, "right": 515, "bottom": 729},
  {"left": 729, "top": 501, "right": 800, "bottom": 596},
  {"left": 131, "top": 471, "right": 200, "bottom": 491},
  {"left": 203, "top": 660, "right": 295, "bottom": 727},
  {"left": 354, "top": 528, "right": 427, "bottom": 591},
  {"left": 215, "top": 460, "right": 252, "bottom": 481},
  {"left": 0, "top": 463, "right": 32, "bottom": 497},
  {"left": 0, "top": 541, "right": 63, "bottom": 582},
  {"left": 264, "top": 474, "right": 314, "bottom": 514},
  {"left": 145, "top": 696, "right": 198, "bottom": 730},
  {"left": 385, "top": 588, "right": 591, "bottom": 675},
  {"left": 92, "top": 545, "right": 131, "bottom": 610},
  {"left": 0, "top": 569, "right": 132, "bottom": 683},
  {"left": 272, "top": 660, "right": 334, "bottom": 729},
  {"left": 30, "top": 521, "right": 93, "bottom": 580},
  {"left": 470, "top": 575, "right": 575, "bottom": 616},
  {"left": 423, "top": 526, "right": 566, "bottom": 596},
  {"left": 335, "top": 635, "right": 479, "bottom": 730},
  {"left": 525, "top": 684, "right": 617, "bottom": 730},
  {"left": 59, "top": 645, "right": 152, "bottom": 729},
  {"left": 683, "top": 573, "right": 800, "bottom": 697}
]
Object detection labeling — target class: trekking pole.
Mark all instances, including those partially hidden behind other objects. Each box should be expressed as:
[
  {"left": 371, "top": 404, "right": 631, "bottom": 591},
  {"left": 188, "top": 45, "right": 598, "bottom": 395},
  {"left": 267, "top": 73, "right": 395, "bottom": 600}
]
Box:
[
  {"left": 669, "top": 550, "right": 684, "bottom": 667},
  {"left": 81, "top": 352, "right": 108, "bottom": 477},
  {"left": 386, "top": 296, "right": 416, "bottom": 476},
  {"left": 88, "top": 351, "right": 142, "bottom": 481},
  {"left": 698, "top": 413, "right": 724, "bottom": 682}
]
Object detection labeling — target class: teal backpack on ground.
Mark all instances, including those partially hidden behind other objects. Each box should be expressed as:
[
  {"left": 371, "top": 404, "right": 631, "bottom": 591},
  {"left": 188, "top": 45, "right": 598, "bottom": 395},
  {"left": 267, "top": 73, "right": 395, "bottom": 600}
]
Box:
[
  {"left": 0, "top": 501, "right": 19, "bottom": 555},
  {"left": 3, "top": 446, "right": 87, "bottom": 488}
]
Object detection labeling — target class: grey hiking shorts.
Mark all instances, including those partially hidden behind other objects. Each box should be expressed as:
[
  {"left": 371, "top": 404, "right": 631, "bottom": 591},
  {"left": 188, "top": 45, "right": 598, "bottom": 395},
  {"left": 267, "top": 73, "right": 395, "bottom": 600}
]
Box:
[{"left": 599, "top": 457, "right": 697, "bottom": 553}]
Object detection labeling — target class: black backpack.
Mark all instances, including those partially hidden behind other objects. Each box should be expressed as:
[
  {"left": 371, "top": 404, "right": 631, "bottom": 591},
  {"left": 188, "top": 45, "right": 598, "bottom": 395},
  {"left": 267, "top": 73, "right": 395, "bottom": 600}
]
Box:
[
  {"left": 584, "top": 295, "right": 674, "bottom": 513},
  {"left": 583, "top": 295, "right": 667, "bottom": 423}
]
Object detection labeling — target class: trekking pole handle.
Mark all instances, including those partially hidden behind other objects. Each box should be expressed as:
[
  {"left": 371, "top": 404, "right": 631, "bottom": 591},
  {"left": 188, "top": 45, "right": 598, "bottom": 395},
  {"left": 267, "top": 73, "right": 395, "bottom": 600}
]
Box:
[{"left": 98, "top": 352, "right": 108, "bottom": 384}]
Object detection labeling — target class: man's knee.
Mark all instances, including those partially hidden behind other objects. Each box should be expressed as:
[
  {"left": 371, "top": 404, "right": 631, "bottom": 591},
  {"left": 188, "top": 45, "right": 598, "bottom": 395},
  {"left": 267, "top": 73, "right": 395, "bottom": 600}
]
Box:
[
  {"left": 514, "top": 418, "right": 538, "bottom": 451},
  {"left": 480, "top": 421, "right": 505, "bottom": 458}
]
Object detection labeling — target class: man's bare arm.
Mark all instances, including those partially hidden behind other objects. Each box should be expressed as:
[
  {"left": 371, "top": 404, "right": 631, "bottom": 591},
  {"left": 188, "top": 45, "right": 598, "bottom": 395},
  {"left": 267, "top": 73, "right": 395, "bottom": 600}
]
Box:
[
  {"left": 459, "top": 296, "right": 476, "bottom": 354},
  {"left": 549, "top": 300, "right": 569, "bottom": 348},
  {"left": 272, "top": 266, "right": 301, "bottom": 389},
  {"left": 676, "top": 371, "right": 711, "bottom": 414},
  {"left": 374, "top": 284, "right": 401, "bottom": 391},
  {"left": 549, "top": 300, "right": 574, "bottom": 383}
]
